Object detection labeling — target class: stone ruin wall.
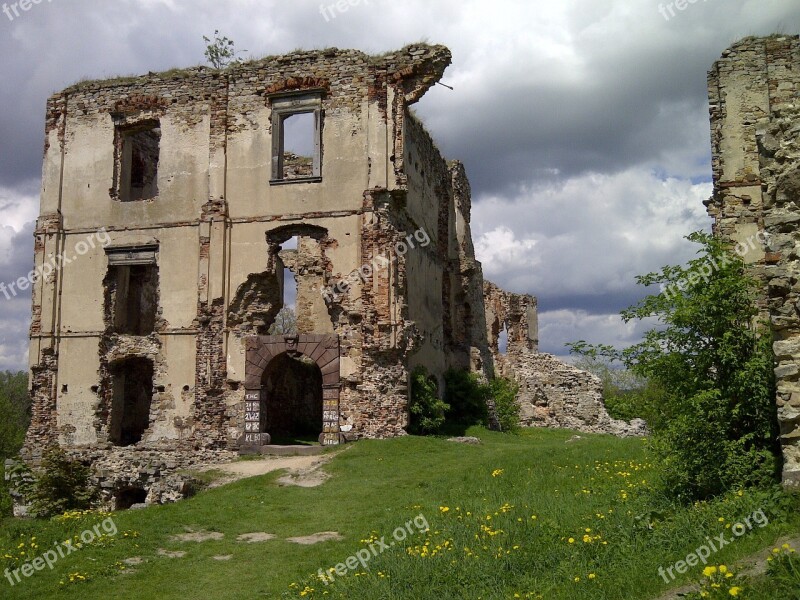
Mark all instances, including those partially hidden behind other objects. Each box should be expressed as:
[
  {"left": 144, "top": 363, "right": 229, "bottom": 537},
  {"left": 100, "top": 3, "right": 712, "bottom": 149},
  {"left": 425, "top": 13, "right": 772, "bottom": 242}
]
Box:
[
  {"left": 12, "top": 44, "right": 645, "bottom": 512},
  {"left": 17, "top": 45, "right": 459, "bottom": 509},
  {"left": 483, "top": 282, "right": 647, "bottom": 436},
  {"left": 708, "top": 35, "right": 800, "bottom": 485}
]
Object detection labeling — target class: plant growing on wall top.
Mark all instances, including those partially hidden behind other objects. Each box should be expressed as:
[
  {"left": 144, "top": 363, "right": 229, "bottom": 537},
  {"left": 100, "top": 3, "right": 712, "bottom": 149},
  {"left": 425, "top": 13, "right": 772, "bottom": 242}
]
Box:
[{"left": 203, "top": 30, "right": 246, "bottom": 69}]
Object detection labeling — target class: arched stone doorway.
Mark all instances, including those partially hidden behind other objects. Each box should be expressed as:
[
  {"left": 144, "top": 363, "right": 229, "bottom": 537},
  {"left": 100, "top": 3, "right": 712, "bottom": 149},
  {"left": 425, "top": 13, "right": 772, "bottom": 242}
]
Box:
[{"left": 242, "top": 334, "right": 341, "bottom": 451}]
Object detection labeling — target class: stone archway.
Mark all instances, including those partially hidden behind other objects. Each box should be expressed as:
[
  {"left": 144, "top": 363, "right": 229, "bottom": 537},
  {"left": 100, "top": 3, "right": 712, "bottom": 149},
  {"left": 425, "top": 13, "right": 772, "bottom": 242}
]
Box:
[{"left": 242, "top": 334, "right": 341, "bottom": 451}]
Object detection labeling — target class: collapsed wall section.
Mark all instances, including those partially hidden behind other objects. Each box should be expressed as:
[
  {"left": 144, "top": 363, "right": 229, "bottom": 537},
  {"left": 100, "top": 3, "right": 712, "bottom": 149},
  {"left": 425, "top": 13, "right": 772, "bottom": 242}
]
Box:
[{"left": 482, "top": 281, "right": 646, "bottom": 436}]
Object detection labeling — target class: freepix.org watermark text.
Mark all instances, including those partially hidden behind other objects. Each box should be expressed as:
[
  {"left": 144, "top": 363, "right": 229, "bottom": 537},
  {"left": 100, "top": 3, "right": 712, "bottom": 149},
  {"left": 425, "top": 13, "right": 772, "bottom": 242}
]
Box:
[
  {"left": 3, "top": 0, "right": 55, "bottom": 23},
  {"left": 321, "top": 227, "right": 430, "bottom": 302},
  {"left": 660, "top": 231, "right": 770, "bottom": 300},
  {"left": 317, "top": 513, "right": 429, "bottom": 585},
  {"left": 0, "top": 228, "right": 111, "bottom": 302},
  {"left": 657, "top": 507, "right": 768, "bottom": 583},
  {"left": 4, "top": 516, "right": 118, "bottom": 587}
]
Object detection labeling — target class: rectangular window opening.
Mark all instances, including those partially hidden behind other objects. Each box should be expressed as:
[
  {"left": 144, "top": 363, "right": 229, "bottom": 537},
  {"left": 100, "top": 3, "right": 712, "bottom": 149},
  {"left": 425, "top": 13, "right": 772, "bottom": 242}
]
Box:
[
  {"left": 105, "top": 246, "right": 159, "bottom": 335},
  {"left": 282, "top": 113, "right": 315, "bottom": 180},
  {"left": 270, "top": 94, "right": 322, "bottom": 184},
  {"left": 116, "top": 121, "right": 160, "bottom": 201}
]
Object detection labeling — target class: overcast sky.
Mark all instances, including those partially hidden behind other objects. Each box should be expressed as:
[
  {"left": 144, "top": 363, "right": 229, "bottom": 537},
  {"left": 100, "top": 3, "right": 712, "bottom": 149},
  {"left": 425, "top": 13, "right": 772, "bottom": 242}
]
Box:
[{"left": 0, "top": 0, "right": 798, "bottom": 372}]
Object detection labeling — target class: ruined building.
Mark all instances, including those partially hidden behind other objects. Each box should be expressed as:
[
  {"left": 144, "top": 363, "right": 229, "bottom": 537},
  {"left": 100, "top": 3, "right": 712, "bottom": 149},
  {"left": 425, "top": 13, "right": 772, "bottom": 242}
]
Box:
[
  {"left": 707, "top": 35, "right": 800, "bottom": 486},
  {"left": 19, "top": 45, "right": 638, "bottom": 508}
]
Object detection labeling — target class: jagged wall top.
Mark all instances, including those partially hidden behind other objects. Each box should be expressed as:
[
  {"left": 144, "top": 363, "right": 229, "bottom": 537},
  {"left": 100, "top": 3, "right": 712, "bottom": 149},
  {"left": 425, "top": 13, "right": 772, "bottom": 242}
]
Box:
[{"left": 56, "top": 43, "right": 452, "bottom": 103}]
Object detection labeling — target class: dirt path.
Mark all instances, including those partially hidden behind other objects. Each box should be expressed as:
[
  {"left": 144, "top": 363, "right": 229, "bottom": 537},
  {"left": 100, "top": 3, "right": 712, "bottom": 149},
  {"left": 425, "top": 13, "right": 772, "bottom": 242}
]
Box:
[
  {"left": 198, "top": 448, "right": 345, "bottom": 488},
  {"left": 654, "top": 535, "right": 800, "bottom": 600}
]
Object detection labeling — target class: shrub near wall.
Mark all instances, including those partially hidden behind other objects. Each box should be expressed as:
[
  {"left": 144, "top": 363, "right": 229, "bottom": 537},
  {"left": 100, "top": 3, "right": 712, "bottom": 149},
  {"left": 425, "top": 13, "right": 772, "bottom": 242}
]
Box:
[{"left": 408, "top": 367, "right": 448, "bottom": 435}]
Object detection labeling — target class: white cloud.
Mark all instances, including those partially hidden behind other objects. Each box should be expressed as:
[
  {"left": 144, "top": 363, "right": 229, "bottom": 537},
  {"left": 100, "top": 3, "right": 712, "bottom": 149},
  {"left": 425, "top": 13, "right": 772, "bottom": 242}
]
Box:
[
  {"left": 0, "top": 184, "right": 38, "bottom": 232},
  {"left": 473, "top": 169, "right": 712, "bottom": 300}
]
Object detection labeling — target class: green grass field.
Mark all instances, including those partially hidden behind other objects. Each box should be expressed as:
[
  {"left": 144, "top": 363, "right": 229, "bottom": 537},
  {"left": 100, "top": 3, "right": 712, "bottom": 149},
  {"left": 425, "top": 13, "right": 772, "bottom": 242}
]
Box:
[{"left": 2, "top": 428, "right": 799, "bottom": 599}]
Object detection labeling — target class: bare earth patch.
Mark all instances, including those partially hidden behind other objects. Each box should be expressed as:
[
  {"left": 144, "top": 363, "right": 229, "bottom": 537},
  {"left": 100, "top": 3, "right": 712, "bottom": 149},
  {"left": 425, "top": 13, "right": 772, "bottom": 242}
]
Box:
[
  {"left": 277, "top": 468, "right": 331, "bottom": 487},
  {"left": 237, "top": 532, "right": 276, "bottom": 543},
  {"left": 198, "top": 448, "right": 346, "bottom": 489},
  {"left": 286, "top": 531, "right": 344, "bottom": 545},
  {"left": 122, "top": 557, "right": 144, "bottom": 566},
  {"left": 171, "top": 530, "right": 225, "bottom": 542},
  {"left": 213, "top": 555, "right": 233, "bottom": 561},
  {"left": 157, "top": 549, "right": 186, "bottom": 558}
]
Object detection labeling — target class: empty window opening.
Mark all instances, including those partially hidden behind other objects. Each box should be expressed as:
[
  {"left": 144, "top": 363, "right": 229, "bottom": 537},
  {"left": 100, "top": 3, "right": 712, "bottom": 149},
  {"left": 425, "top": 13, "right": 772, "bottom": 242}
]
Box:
[
  {"left": 115, "top": 487, "right": 147, "bottom": 510},
  {"left": 498, "top": 324, "right": 509, "bottom": 355},
  {"left": 283, "top": 263, "right": 298, "bottom": 311},
  {"left": 282, "top": 236, "right": 299, "bottom": 310},
  {"left": 109, "top": 357, "right": 154, "bottom": 447},
  {"left": 108, "top": 264, "right": 159, "bottom": 335},
  {"left": 270, "top": 94, "right": 322, "bottom": 183},
  {"left": 117, "top": 122, "right": 160, "bottom": 201},
  {"left": 282, "top": 113, "right": 315, "bottom": 180},
  {"left": 269, "top": 237, "right": 299, "bottom": 335},
  {"left": 281, "top": 235, "right": 298, "bottom": 250},
  {"left": 261, "top": 353, "right": 323, "bottom": 444}
]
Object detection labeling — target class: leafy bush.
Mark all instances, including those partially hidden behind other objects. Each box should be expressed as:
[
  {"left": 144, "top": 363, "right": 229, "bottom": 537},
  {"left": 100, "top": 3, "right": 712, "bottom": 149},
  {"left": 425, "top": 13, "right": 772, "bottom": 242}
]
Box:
[
  {"left": 443, "top": 369, "right": 489, "bottom": 427},
  {"left": 0, "top": 471, "right": 12, "bottom": 517},
  {"left": 25, "top": 447, "right": 98, "bottom": 518},
  {"left": 488, "top": 377, "right": 520, "bottom": 432},
  {"left": 408, "top": 367, "right": 448, "bottom": 435},
  {"left": 443, "top": 369, "right": 520, "bottom": 432},
  {"left": 569, "top": 232, "right": 781, "bottom": 502},
  {"left": 408, "top": 368, "right": 520, "bottom": 435}
]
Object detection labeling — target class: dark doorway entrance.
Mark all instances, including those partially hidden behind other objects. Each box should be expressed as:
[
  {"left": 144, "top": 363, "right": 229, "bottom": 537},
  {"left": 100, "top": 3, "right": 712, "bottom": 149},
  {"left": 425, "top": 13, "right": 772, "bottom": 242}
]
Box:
[
  {"left": 115, "top": 486, "right": 147, "bottom": 510},
  {"left": 261, "top": 352, "right": 323, "bottom": 444},
  {"left": 109, "top": 357, "right": 154, "bottom": 446}
]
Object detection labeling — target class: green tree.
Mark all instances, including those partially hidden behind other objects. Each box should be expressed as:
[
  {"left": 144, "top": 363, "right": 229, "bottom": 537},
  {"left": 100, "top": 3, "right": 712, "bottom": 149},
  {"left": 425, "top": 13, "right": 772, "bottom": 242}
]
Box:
[
  {"left": 568, "top": 232, "right": 780, "bottom": 501},
  {"left": 408, "top": 367, "right": 448, "bottom": 435},
  {"left": 268, "top": 306, "right": 298, "bottom": 335},
  {"left": 27, "top": 447, "right": 97, "bottom": 518},
  {"left": 488, "top": 376, "right": 521, "bottom": 433},
  {"left": 203, "top": 30, "right": 246, "bottom": 69},
  {"left": 444, "top": 369, "right": 489, "bottom": 427},
  {"left": 0, "top": 371, "right": 28, "bottom": 458}
]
